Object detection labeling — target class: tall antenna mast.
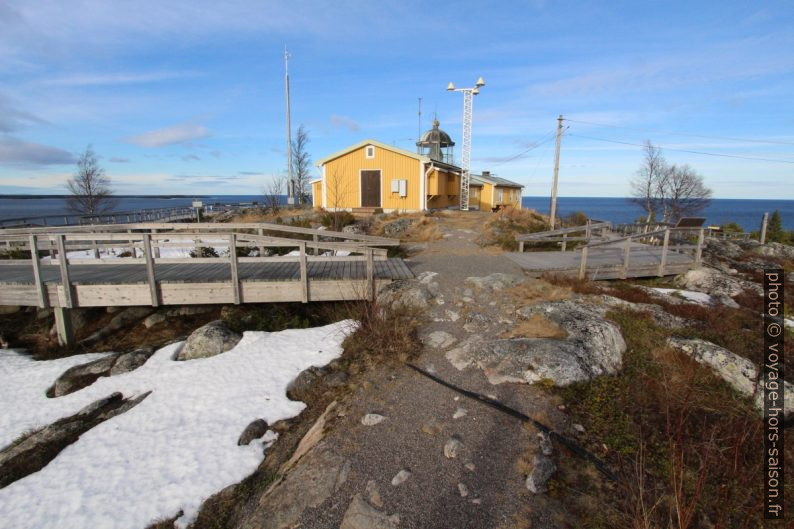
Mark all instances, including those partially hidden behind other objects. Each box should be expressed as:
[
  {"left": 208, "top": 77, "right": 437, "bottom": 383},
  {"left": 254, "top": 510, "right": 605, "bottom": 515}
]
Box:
[
  {"left": 285, "top": 46, "right": 294, "bottom": 205},
  {"left": 447, "top": 77, "right": 485, "bottom": 211}
]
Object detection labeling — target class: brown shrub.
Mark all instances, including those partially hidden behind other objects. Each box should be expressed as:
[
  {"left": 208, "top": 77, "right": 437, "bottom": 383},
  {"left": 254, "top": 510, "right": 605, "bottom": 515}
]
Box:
[
  {"left": 541, "top": 273, "right": 603, "bottom": 295},
  {"left": 478, "top": 208, "right": 548, "bottom": 250}
]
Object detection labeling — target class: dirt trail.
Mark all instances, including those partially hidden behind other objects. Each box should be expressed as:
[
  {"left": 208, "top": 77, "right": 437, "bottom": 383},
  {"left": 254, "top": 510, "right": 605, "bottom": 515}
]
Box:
[{"left": 239, "top": 213, "right": 575, "bottom": 529}]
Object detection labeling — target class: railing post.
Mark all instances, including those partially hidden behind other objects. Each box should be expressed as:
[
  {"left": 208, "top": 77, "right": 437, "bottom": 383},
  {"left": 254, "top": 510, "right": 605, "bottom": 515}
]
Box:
[
  {"left": 695, "top": 228, "right": 704, "bottom": 266},
  {"left": 257, "top": 228, "right": 265, "bottom": 257},
  {"left": 299, "top": 241, "right": 308, "bottom": 303},
  {"left": 760, "top": 212, "right": 769, "bottom": 244},
  {"left": 229, "top": 234, "right": 240, "bottom": 304},
  {"left": 561, "top": 232, "right": 568, "bottom": 252},
  {"left": 152, "top": 229, "right": 160, "bottom": 258},
  {"left": 621, "top": 238, "right": 631, "bottom": 279},
  {"left": 142, "top": 233, "right": 159, "bottom": 307},
  {"left": 578, "top": 246, "right": 588, "bottom": 280},
  {"left": 366, "top": 247, "right": 375, "bottom": 301},
  {"left": 29, "top": 234, "right": 48, "bottom": 308},
  {"left": 54, "top": 308, "right": 74, "bottom": 347},
  {"left": 585, "top": 219, "right": 591, "bottom": 240},
  {"left": 658, "top": 229, "right": 670, "bottom": 277},
  {"left": 312, "top": 233, "right": 319, "bottom": 255},
  {"left": 56, "top": 234, "right": 73, "bottom": 308},
  {"left": 127, "top": 229, "right": 136, "bottom": 257},
  {"left": 518, "top": 240, "right": 524, "bottom": 253}
]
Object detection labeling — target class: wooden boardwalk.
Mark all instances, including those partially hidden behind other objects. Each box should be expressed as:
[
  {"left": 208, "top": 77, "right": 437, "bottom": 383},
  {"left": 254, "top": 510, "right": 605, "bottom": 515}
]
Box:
[
  {"left": 511, "top": 222, "right": 704, "bottom": 280},
  {"left": 507, "top": 246, "right": 694, "bottom": 280}
]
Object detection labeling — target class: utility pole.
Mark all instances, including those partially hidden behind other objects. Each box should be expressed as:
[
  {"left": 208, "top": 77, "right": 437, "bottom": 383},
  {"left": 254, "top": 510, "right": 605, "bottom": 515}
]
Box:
[
  {"left": 285, "top": 46, "right": 295, "bottom": 205},
  {"left": 549, "top": 114, "right": 563, "bottom": 229},
  {"left": 760, "top": 211, "right": 769, "bottom": 244}
]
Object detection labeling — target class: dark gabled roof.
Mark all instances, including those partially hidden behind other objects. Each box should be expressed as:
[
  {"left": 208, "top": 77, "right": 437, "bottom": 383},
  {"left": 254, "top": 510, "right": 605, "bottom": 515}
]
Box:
[{"left": 471, "top": 173, "right": 524, "bottom": 188}]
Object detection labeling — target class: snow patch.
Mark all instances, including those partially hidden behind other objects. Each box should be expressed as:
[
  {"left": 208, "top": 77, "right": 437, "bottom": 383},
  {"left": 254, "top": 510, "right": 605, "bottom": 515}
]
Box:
[
  {"left": 0, "top": 320, "right": 356, "bottom": 529},
  {"left": 651, "top": 287, "right": 714, "bottom": 305}
]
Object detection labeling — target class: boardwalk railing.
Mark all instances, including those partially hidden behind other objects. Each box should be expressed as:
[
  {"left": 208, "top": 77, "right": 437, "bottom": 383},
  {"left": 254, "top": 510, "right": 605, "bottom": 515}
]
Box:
[
  {"left": 577, "top": 227, "right": 705, "bottom": 280},
  {"left": 0, "top": 222, "right": 402, "bottom": 310},
  {"left": 0, "top": 201, "right": 271, "bottom": 228},
  {"left": 516, "top": 220, "right": 612, "bottom": 252}
]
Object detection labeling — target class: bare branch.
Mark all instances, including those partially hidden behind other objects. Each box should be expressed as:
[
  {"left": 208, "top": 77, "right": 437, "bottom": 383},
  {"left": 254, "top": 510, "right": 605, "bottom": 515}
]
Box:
[{"left": 65, "top": 146, "right": 117, "bottom": 216}]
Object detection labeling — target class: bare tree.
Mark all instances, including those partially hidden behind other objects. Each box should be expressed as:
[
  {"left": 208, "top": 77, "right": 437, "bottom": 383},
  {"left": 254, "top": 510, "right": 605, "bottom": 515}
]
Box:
[
  {"left": 263, "top": 173, "right": 286, "bottom": 213},
  {"left": 629, "top": 141, "right": 711, "bottom": 223},
  {"left": 66, "top": 146, "right": 117, "bottom": 216},
  {"left": 325, "top": 170, "right": 353, "bottom": 231},
  {"left": 629, "top": 141, "right": 665, "bottom": 223},
  {"left": 659, "top": 163, "right": 712, "bottom": 221},
  {"left": 291, "top": 124, "right": 312, "bottom": 204}
]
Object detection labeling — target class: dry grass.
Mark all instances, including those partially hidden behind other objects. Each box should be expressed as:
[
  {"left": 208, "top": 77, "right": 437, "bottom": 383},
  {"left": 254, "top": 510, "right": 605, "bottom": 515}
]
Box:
[
  {"left": 502, "top": 313, "right": 567, "bottom": 339},
  {"left": 554, "top": 308, "right": 781, "bottom": 529},
  {"left": 223, "top": 208, "right": 306, "bottom": 224},
  {"left": 402, "top": 218, "right": 443, "bottom": 242},
  {"left": 508, "top": 277, "right": 573, "bottom": 304},
  {"left": 477, "top": 208, "right": 548, "bottom": 250}
]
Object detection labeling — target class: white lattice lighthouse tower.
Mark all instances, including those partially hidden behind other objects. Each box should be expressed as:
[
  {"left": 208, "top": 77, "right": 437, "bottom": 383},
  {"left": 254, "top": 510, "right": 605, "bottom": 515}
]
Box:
[{"left": 447, "top": 77, "right": 485, "bottom": 211}]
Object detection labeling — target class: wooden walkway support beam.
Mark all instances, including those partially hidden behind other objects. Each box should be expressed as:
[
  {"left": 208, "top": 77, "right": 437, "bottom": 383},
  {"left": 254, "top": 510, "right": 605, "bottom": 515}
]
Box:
[
  {"left": 54, "top": 307, "right": 74, "bottom": 346},
  {"left": 229, "top": 234, "right": 241, "bottom": 304},
  {"left": 56, "top": 235, "right": 73, "bottom": 308},
  {"left": 142, "top": 233, "right": 159, "bottom": 307}
]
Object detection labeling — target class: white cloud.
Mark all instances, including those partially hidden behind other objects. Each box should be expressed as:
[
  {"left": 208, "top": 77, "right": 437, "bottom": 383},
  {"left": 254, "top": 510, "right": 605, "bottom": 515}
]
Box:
[
  {"left": 330, "top": 114, "right": 360, "bottom": 132},
  {"left": 127, "top": 123, "right": 210, "bottom": 148},
  {"left": 0, "top": 137, "right": 74, "bottom": 166},
  {"left": 40, "top": 70, "right": 202, "bottom": 87}
]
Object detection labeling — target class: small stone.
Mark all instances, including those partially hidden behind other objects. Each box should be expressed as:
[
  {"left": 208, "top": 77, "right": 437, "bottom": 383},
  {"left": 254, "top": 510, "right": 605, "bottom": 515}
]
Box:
[
  {"left": 143, "top": 312, "right": 167, "bottom": 328},
  {"left": 457, "top": 483, "right": 469, "bottom": 497},
  {"left": 421, "top": 418, "right": 442, "bottom": 436},
  {"left": 361, "top": 413, "right": 385, "bottom": 426},
  {"left": 573, "top": 423, "right": 585, "bottom": 434},
  {"left": 445, "top": 310, "right": 460, "bottom": 322},
  {"left": 537, "top": 432, "right": 553, "bottom": 456},
  {"left": 452, "top": 408, "right": 468, "bottom": 420},
  {"left": 557, "top": 404, "right": 566, "bottom": 411},
  {"left": 421, "top": 331, "right": 457, "bottom": 350},
  {"left": 526, "top": 455, "right": 556, "bottom": 494},
  {"left": 462, "top": 297, "right": 474, "bottom": 303},
  {"left": 444, "top": 436, "right": 463, "bottom": 459},
  {"left": 464, "top": 462, "right": 475, "bottom": 471},
  {"left": 365, "top": 480, "right": 384, "bottom": 507},
  {"left": 238, "top": 419, "right": 269, "bottom": 446},
  {"left": 391, "top": 469, "right": 411, "bottom": 486},
  {"left": 340, "top": 494, "right": 400, "bottom": 529},
  {"left": 471, "top": 498, "right": 482, "bottom": 505}
]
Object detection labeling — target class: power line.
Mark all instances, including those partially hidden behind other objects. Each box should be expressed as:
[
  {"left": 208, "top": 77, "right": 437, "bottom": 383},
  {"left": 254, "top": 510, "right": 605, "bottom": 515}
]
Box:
[
  {"left": 489, "top": 130, "right": 558, "bottom": 167},
  {"left": 563, "top": 118, "right": 794, "bottom": 147},
  {"left": 567, "top": 133, "right": 794, "bottom": 165}
]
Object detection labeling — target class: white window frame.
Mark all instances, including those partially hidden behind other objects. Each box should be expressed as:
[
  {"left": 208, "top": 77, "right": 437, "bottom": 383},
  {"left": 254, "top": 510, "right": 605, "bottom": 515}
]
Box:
[
  {"left": 497, "top": 188, "right": 504, "bottom": 203},
  {"left": 365, "top": 145, "right": 375, "bottom": 159}
]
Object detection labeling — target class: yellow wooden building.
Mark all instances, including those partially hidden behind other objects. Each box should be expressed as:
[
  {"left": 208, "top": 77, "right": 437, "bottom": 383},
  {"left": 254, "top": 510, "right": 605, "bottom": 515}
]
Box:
[
  {"left": 311, "top": 119, "right": 523, "bottom": 213},
  {"left": 312, "top": 139, "right": 463, "bottom": 212},
  {"left": 468, "top": 171, "right": 524, "bottom": 211}
]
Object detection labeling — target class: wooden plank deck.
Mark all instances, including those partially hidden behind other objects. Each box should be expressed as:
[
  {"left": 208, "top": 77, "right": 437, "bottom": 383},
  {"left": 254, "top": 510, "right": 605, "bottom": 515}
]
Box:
[
  {"left": 506, "top": 246, "right": 694, "bottom": 280},
  {"left": 0, "top": 259, "right": 414, "bottom": 307}
]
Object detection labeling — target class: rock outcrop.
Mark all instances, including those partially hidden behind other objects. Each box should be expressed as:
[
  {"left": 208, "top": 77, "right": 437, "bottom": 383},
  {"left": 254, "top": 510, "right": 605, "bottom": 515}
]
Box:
[
  {"left": 79, "top": 306, "right": 154, "bottom": 346},
  {"left": 48, "top": 347, "right": 154, "bottom": 397},
  {"left": 448, "top": 300, "right": 625, "bottom": 386},
  {"left": 668, "top": 337, "right": 793, "bottom": 420},
  {"left": 174, "top": 320, "right": 242, "bottom": 361},
  {"left": 377, "top": 279, "right": 435, "bottom": 311},
  {"left": 674, "top": 267, "right": 762, "bottom": 298},
  {"left": 0, "top": 392, "right": 149, "bottom": 488}
]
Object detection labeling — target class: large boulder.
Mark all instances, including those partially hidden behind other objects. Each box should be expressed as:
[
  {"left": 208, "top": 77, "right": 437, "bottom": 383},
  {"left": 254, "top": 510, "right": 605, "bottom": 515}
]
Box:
[
  {"left": 447, "top": 300, "right": 625, "bottom": 386},
  {"left": 674, "top": 267, "right": 762, "bottom": 298},
  {"left": 48, "top": 347, "right": 155, "bottom": 397},
  {"left": 668, "top": 337, "right": 793, "bottom": 420},
  {"left": 381, "top": 217, "right": 416, "bottom": 237},
  {"left": 750, "top": 242, "right": 794, "bottom": 261},
  {"left": 465, "top": 273, "right": 525, "bottom": 292},
  {"left": 174, "top": 320, "right": 242, "bottom": 361},
  {"left": 377, "top": 279, "right": 434, "bottom": 311}
]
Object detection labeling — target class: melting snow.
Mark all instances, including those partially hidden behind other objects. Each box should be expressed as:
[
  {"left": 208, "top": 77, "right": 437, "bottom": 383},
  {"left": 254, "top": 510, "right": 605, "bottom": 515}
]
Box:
[
  {"left": 0, "top": 320, "right": 355, "bottom": 529},
  {"left": 650, "top": 288, "right": 714, "bottom": 305}
]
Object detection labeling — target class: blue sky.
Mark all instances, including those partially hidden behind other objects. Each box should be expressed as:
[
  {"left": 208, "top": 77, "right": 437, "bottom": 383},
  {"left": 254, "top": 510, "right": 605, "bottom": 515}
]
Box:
[{"left": 0, "top": 0, "right": 792, "bottom": 198}]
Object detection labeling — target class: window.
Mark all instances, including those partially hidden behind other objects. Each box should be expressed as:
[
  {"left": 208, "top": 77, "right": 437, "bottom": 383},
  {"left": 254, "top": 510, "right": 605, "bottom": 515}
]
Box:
[
  {"left": 365, "top": 145, "right": 375, "bottom": 158},
  {"left": 497, "top": 188, "right": 504, "bottom": 203}
]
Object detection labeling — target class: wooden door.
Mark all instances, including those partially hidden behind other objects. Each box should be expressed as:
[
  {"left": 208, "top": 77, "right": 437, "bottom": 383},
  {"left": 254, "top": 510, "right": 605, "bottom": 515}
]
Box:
[{"left": 361, "top": 170, "right": 381, "bottom": 207}]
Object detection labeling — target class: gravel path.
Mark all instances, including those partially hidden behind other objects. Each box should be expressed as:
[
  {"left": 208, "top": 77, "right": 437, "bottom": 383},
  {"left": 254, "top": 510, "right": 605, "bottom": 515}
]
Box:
[{"left": 239, "top": 213, "right": 574, "bottom": 529}]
